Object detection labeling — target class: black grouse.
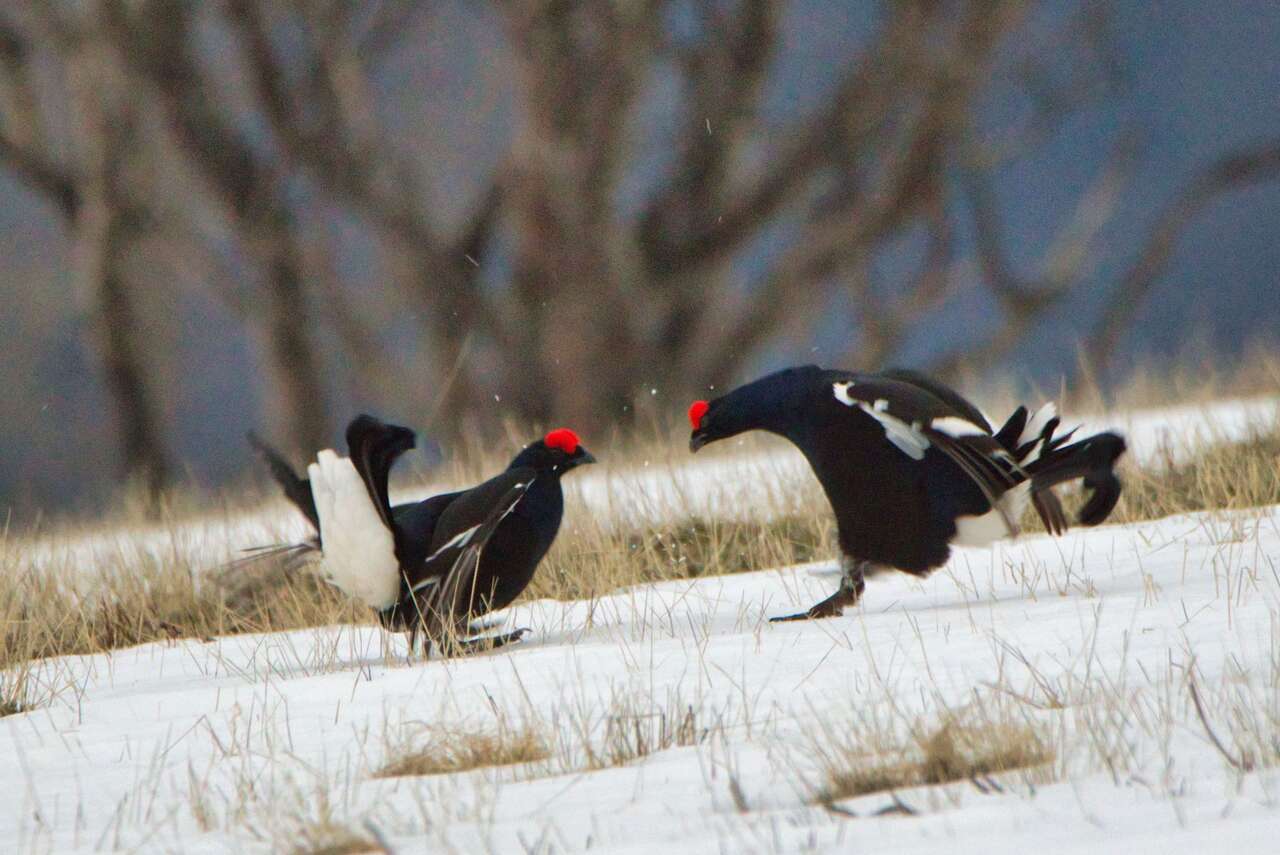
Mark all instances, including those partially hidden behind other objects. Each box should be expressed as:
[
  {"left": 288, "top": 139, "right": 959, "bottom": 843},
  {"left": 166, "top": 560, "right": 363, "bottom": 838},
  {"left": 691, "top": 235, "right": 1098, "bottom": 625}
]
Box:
[
  {"left": 250, "top": 416, "right": 595, "bottom": 653},
  {"left": 687, "top": 366, "right": 1126, "bottom": 621}
]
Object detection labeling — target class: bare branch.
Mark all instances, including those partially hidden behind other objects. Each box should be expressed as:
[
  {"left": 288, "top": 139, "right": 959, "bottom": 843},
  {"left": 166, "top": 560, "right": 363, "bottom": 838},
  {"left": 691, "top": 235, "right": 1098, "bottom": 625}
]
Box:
[
  {"left": 0, "top": 17, "right": 79, "bottom": 216},
  {"left": 654, "top": 0, "right": 1001, "bottom": 278},
  {"left": 923, "top": 130, "right": 1140, "bottom": 378},
  {"left": 697, "top": 1, "right": 1028, "bottom": 381},
  {"left": 1088, "top": 139, "right": 1280, "bottom": 368}
]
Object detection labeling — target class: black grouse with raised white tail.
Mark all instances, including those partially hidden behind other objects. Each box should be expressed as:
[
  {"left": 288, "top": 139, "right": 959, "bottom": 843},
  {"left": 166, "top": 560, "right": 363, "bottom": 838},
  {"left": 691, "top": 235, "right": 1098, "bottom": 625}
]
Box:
[
  {"left": 251, "top": 416, "right": 595, "bottom": 653},
  {"left": 687, "top": 366, "right": 1125, "bottom": 621}
]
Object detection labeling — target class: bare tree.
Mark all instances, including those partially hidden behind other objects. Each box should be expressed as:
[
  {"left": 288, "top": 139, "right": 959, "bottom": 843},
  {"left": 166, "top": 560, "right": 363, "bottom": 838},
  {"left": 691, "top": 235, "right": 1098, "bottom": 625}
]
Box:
[
  {"left": 0, "top": 8, "right": 171, "bottom": 503},
  {"left": 1086, "top": 140, "right": 1280, "bottom": 372},
  {"left": 5, "top": 0, "right": 1280, "bottom": 496},
  {"left": 100, "top": 0, "right": 332, "bottom": 457}
]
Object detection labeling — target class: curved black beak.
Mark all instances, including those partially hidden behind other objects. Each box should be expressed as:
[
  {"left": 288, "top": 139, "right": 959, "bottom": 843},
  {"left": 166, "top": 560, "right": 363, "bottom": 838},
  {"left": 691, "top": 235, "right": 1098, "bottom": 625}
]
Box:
[{"left": 689, "top": 433, "right": 709, "bottom": 454}]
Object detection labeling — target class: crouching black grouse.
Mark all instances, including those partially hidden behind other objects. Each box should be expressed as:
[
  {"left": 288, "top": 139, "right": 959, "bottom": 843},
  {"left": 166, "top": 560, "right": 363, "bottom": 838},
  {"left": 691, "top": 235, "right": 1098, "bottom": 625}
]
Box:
[
  {"left": 250, "top": 415, "right": 595, "bottom": 653},
  {"left": 687, "top": 366, "right": 1126, "bottom": 621}
]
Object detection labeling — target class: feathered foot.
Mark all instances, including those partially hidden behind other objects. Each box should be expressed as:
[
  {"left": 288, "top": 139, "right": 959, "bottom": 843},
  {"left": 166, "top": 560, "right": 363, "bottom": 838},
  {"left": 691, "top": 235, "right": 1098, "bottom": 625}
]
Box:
[{"left": 770, "top": 557, "right": 870, "bottom": 622}]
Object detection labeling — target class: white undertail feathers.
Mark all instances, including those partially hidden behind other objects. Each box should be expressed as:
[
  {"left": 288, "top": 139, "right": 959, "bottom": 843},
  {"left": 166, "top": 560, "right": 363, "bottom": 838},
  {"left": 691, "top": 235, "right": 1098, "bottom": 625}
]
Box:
[{"left": 307, "top": 449, "right": 400, "bottom": 610}]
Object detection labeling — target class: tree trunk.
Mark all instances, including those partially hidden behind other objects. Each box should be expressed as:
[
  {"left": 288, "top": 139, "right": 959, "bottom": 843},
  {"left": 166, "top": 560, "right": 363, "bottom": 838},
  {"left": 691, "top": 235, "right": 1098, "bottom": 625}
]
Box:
[
  {"left": 253, "top": 211, "right": 331, "bottom": 456},
  {"left": 67, "top": 37, "right": 172, "bottom": 508}
]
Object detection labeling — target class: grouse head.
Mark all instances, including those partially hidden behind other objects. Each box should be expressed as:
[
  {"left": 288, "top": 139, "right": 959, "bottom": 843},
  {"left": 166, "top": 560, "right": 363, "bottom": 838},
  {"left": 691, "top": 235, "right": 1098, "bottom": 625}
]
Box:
[
  {"left": 689, "top": 365, "right": 820, "bottom": 452},
  {"left": 510, "top": 428, "right": 597, "bottom": 473}
]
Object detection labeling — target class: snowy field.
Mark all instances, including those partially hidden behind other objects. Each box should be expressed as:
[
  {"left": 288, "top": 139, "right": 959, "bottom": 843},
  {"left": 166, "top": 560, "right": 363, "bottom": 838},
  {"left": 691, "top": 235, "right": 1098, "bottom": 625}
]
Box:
[{"left": 4, "top": 399, "right": 1280, "bottom": 853}]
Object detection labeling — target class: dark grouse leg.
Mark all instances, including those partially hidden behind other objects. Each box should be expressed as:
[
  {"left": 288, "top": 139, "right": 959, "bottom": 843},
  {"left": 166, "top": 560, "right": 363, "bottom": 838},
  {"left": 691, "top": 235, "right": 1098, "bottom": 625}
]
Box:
[{"left": 771, "top": 557, "right": 872, "bottom": 622}]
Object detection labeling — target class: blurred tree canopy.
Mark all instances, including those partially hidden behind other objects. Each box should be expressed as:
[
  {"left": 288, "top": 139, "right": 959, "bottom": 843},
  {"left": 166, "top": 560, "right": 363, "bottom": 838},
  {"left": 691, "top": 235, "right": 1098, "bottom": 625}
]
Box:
[{"left": 1, "top": 0, "right": 1277, "bottom": 512}]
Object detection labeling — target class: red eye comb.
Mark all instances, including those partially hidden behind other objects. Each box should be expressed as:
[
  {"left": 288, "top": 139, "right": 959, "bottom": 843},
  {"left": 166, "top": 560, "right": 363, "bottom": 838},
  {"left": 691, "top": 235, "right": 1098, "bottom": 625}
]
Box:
[
  {"left": 688, "top": 400, "right": 709, "bottom": 430},
  {"left": 544, "top": 428, "right": 580, "bottom": 453}
]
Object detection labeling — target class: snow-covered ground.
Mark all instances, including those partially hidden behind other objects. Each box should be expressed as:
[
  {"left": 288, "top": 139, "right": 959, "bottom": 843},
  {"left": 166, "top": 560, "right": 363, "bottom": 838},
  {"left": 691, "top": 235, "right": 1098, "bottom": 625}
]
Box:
[{"left": 5, "top": 499, "right": 1280, "bottom": 852}]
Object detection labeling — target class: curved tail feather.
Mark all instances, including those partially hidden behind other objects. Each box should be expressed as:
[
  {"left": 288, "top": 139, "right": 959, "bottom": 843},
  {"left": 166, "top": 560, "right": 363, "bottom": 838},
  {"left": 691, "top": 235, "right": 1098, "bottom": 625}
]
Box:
[
  {"left": 1026, "top": 432, "right": 1127, "bottom": 527},
  {"left": 345, "top": 415, "right": 417, "bottom": 545},
  {"left": 248, "top": 432, "right": 320, "bottom": 534}
]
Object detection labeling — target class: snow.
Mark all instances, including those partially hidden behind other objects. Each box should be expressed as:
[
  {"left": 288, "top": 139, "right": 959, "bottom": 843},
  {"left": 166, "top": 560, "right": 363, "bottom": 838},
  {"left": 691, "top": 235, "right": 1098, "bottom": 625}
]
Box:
[
  {"left": 6, "top": 502, "right": 1280, "bottom": 852},
  {"left": 5, "top": 396, "right": 1279, "bottom": 852}
]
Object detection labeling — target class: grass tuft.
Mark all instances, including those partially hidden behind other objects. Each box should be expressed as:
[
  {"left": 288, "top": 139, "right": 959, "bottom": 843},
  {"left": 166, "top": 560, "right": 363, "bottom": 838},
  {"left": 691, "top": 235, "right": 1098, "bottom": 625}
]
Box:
[
  {"left": 814, "top": 718, "right": 1055, "bottom": 806},
  {"left": 532, "top": 512, "right": 834, "bottom": 603},
  {"left": 288, "top": 821, "right": 381, "bottom": 855},
  {"left": 1110, "top": 430, "right": 1280, "bottom": 523},
  {"left": 375, "top": 726, "right": 550, "bottom": 778},
  {"left": 0, "top": 549, "right": 366, "bottom": 669},
  {"left": 584, "top": 702, "right": 707, "bottom": 769}
]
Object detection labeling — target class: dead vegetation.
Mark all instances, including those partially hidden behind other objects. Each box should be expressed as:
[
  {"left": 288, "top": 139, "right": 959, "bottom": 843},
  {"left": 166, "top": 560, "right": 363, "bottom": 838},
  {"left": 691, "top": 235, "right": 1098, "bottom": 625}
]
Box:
[
  {"left": 1111, "top": 430, "right": 1280, "bottom": 522},
  {"left": 288, "top": 824, "right": 382, "bottom": 855},
  {"left": 812, "top": 715, "right": 1055, "bottom": 808},
  {"left": 375, "top": 727, "right": 550, "bottom": 779},
  {"left": 574, "top": 697, "right": 710, "bottom": 770},
  {"left": 0, "top": 549, "right": 361, "bottom": 671},
  {"left": 376, "top": 691, "right": 716, "bottom": 785},
  {"left": 0, "top": 667, "right": 32, "bottom": 717},
  {"left": 531, "top": 510, "right": 835, "bottom": 603}
]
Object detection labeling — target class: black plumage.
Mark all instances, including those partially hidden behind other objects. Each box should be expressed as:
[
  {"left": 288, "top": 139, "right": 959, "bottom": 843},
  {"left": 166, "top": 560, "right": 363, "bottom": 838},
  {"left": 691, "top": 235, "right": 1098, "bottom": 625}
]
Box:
[
  {"left": 252, "top": 416, "right": 595, "bottom": 653},
  {"left": 688, "top": 365, "right": 1126, "bottom": 621}
]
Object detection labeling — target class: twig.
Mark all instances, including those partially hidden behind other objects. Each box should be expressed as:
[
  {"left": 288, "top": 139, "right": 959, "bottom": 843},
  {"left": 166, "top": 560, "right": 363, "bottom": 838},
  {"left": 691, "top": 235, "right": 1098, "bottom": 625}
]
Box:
[
  {"left": 873, "top": 791, "right": 918, "bottom": 816},
  {"left": 1188, "top": 677, "right": 1253, "bottom": 772},
  {"left": 819, "top": 798, "right": 858, "bottom": 819}
]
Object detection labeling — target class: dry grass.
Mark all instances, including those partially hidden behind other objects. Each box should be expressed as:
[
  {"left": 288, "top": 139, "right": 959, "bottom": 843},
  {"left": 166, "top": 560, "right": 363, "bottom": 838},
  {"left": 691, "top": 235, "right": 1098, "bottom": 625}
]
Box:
[
  {"left": 1110, "top": 430, "right": 1280, "bottom": 523},
  {"left": 813, "top": 717, "right": 1055, "bottom": 807},
  {"left": 2, "top": 363, "right": 1276, "bottom": 671},
  {"left": 0, "top": 545, "right": 364, "bottom": 671},
  {"left": 375, "top": 726, "right": 550, "bottom": 778},
  {"left": 288, "top": 823, "right": 382, "bottom": 855},
  {"left": 376, "top": 690, "right": 716, "bottom": 785},
  {"left": 573, "top": 696, "right": 710, "bottom": 770},
  {"left": 0, "top": 665, "right": 33, "bottom": 717},
  {"left": 531, "top": 511, "right": 834, "bottom": 602}
]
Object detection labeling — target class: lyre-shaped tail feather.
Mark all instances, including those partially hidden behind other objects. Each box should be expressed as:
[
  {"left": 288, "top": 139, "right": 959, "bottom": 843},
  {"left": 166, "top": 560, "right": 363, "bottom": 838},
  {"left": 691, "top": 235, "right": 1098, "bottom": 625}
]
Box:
[
  {"left": 248, "top": 432, "right": 320, "bottom": 533},
  {"left": 1027, "top": 432, "right": 1127, "bottom": 528},
  {"left": 345, "top": 415, "right": 417, "bottom": 539}
]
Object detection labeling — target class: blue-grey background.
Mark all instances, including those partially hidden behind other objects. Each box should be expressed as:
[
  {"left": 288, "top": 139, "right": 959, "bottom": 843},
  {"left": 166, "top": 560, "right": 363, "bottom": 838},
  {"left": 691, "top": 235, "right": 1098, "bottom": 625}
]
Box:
[{"left": 1, "top": 0, "right": 1277, "bottom": 517}]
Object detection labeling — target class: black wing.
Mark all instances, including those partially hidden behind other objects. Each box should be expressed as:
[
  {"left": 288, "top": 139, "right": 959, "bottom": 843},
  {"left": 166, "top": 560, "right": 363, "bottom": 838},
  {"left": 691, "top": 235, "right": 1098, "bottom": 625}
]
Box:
[
  {"left": 248, "top": 432, "right": 319, "bottom": 532},
  {"left": 391, "top": 490, "right": 464, "bottom": 562},
  {"left": 425, "top": 467, "right": 539, "bottom": 551},
  {"left": 880, "top": 368, "right": 994, "bottom": 433},
  {"left": 408, "top": 470, "right": 536, "bottom": 622},
  {"left": 827, "top": 374, "right": 1023, "bottom": 534}
]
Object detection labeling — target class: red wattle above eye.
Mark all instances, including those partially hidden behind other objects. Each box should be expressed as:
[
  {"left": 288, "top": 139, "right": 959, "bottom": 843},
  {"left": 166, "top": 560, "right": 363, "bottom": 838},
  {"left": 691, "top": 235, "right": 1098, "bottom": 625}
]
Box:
[
  {"left": 688, "top": 400, "right": 710, "bottom": 430},
  {"left": 544, "top": 428, "right": 580, "bottom": 453}
]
